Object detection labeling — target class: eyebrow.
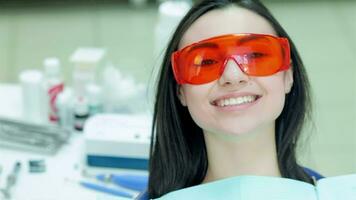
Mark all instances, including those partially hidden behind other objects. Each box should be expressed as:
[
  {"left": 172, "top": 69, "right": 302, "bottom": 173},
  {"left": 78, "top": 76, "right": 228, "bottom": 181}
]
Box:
[
  {"left": 188, "top": 42, "right": 218, "bottom": 52},
  {"left": 237, "top": 35, "right": 270, "bottom": 45},
  {"left": 186, "top": 35, "right": 271, "bottom": 52}
]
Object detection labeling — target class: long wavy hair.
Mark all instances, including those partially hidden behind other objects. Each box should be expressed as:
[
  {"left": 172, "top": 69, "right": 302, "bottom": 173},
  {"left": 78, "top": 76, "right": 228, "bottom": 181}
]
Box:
[{"left": 148, "top": 0, "right": 313, "bottom": 198}]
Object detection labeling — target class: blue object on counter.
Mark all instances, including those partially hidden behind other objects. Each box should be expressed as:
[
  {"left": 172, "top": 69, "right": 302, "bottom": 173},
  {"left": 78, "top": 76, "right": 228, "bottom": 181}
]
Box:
[
  {"left": 96, "top": 174, "right": 148, "bottom": 192},
  {"left": 80, "top": 181, "right": 133, "bottom": 198},
  {"left": 87, "top": 155, "right": 148, "bottom": 170}
]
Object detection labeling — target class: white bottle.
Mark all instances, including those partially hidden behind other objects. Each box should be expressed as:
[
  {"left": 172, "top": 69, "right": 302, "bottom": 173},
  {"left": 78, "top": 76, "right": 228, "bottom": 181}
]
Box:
[
  {"left": 56, "top": 88, "right": 74, "bottom": 130},
  {"left": 19, "top": 70, "right": 47, "bottom": 124},
  {"left": 73, "top": 97, "right": 89, "bottom": 132},
  {"left": 70, "top": 48, "right": 106, "bottom": 98},
  {"left": 43, "top": 57, "right": 64, "bottom": 123},
  {"left": 86, "top": 83, "right": 103, "bottom": 116}
]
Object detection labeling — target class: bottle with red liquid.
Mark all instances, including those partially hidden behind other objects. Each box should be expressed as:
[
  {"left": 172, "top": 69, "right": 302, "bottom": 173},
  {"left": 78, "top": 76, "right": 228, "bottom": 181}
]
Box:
[{"left": 43, "top": 57, "right": 64, "bottom": 123}]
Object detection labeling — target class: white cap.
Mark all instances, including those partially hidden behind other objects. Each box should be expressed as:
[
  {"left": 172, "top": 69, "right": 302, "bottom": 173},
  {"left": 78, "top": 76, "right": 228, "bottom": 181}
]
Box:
[
  {"left": 19, "top": 70, "right": 43, "bottom": 84},
  {"left": 44, "top": 57, "right": 60, "bottom": 76}
]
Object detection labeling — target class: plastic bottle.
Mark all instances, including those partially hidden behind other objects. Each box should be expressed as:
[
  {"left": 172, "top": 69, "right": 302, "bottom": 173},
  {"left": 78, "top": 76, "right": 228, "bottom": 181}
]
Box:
[
  {"left": 73, "top": 97, "right": 89, "bottom": 132},
  {"left": 19, "top": 70, "right": 47, "bottom": 124},
  {"left": 56, "top": 88, "right": 74, "bottom": 130},
  {"left": 86, "top": 83, "right": 103, "bottom": 116},
  {"left": 43, "top": 57, "right": 64, "bottom": 123},
  {"left": 70, "top": 48, "right": 105, "bottom": 98}
]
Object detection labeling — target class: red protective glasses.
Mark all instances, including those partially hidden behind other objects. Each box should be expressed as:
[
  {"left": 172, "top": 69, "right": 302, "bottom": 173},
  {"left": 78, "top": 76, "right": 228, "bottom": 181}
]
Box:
[{"left": 171, "top": 33, "right": 291, "bottom": 85}]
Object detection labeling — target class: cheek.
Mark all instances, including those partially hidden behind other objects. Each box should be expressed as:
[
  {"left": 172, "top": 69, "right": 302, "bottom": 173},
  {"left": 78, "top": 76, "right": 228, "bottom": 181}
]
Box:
[
  {"left": 183, "top": 86, "right": 213, "bottom": 128},
  {"left": 260, "top": 78, "right": 287, "bottom": 118},
  {"left": 269, "top": 90, "right": 286, "bottom": 119}
]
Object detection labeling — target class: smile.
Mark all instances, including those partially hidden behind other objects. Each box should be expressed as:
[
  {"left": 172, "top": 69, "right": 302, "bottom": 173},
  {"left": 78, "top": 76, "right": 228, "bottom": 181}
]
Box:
[
  {"left": 215, "top": 95, "right": 259, "bottom": 107},
  {"left": 211, "top": 92, "right": 262, "bottom": 110}
]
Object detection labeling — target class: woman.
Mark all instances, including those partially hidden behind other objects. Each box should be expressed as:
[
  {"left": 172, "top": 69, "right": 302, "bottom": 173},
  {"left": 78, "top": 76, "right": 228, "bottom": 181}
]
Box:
[{"left": 143, "top": 0, "right": 323, "bottom": 199}]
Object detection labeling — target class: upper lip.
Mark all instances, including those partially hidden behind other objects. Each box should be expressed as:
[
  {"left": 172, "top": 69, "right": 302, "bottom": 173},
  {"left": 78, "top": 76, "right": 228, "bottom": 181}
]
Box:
[{"left": 210, "top": 92, "right": 262, "bottom": 105}]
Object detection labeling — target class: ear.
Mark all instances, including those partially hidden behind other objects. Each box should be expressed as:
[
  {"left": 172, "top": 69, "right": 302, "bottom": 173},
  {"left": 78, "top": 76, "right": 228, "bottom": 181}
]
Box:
[
  {"left": 176, "top": 85, "right": 187, "bottom": 106},
  {"left": 284, "top": 68, "right": 294, "bottom": 94}
]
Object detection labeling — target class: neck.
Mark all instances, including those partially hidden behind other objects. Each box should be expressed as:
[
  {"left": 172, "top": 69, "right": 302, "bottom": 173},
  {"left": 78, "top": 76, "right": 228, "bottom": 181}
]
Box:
[{"left": 201, "top": 123, "right": 281, "bottom": 184}]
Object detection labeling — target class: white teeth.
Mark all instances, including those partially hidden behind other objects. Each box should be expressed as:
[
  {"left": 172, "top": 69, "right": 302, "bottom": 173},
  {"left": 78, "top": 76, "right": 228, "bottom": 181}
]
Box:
[
  {"left": 215, "top": 95, "right": 257, "bottom": 107},
  {"left": 218, "top": 101, "right": 223, "bottom": 107},
  {"left": 243, "top": 96, "right": 248, "bottom": 102}
]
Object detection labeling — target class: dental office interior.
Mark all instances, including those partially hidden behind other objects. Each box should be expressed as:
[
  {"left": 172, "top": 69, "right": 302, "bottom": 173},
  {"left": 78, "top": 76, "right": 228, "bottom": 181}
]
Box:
[{"left": 0, "top": 0, "right": 355, "bottom": 199}]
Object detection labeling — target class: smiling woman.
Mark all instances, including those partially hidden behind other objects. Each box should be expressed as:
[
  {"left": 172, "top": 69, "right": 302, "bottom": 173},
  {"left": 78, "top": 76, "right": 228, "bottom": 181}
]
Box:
[{"left": 145, "top": 0, "right": 322, "bottom": 199}]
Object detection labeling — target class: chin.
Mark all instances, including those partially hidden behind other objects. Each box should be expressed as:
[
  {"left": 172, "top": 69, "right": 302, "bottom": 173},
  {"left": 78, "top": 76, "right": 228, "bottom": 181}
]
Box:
[
  {"left": 223, "top": 128, "right": 256, "bottom": 136},
  {"left": 207, "top": 125, "right": 259, "bottom": 138}
]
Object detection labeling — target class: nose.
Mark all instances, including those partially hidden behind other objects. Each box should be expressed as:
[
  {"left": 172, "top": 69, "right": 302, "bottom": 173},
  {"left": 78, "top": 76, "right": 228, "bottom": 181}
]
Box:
[{"left": 218, "top": 58, "right": 250, "bottom": 86}]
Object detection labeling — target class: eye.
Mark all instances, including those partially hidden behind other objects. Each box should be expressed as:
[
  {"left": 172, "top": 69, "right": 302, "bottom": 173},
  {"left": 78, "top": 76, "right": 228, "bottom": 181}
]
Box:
[
  {"left": 200, "top": 59, "right": 218, "bottom": 66},
  {"left": 245, "top": 52, "right": 266, "bottom": 59},
  {"left": 193, "top": 56, "right": 218, "bottom": 66}
]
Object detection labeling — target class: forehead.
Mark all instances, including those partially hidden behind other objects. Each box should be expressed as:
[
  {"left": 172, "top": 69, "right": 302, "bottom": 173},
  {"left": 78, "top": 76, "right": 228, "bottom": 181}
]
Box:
[{"left": 179, "top": 6, "right": 276, "bottom": 49}]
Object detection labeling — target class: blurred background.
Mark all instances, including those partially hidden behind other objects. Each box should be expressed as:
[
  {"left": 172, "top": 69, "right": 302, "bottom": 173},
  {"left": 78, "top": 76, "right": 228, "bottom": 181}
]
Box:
[{"left": 0, "top": 0, "right": 355, "bottom": 179}]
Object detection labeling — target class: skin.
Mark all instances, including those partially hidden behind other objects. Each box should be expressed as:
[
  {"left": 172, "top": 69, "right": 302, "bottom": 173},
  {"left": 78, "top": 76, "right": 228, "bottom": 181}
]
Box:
[{"left": 177, "top": 6, "right": 294, "bottom": 183}]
